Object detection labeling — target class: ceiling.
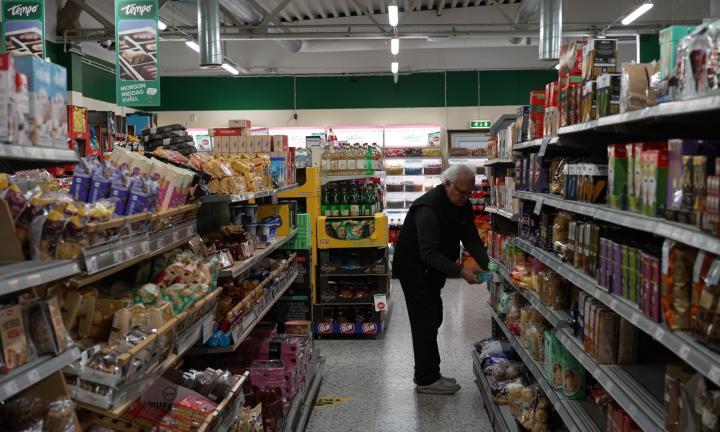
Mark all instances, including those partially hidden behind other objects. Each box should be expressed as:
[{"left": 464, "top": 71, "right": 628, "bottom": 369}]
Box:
[{"left": 54, "top": 0, "right": 714, "bottom": 76}]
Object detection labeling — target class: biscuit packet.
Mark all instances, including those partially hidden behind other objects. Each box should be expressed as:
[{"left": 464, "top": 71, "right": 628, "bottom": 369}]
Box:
[
  {"left": 0, "top": 304, "right": 31, "bottom": 371},
  {"left": 561, "top": 346, "right": 586, "bottom": 399}
]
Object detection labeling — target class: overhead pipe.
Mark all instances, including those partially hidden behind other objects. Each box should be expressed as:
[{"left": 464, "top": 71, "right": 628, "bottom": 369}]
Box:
[
  {"left": 218, "top": 0, "right": 302, "bottom": 53},
  {"left": 538, "top": 0, "right": 562, "bottom": 60},
  {"left": 198, "top": 0, "right": 223, "bottom": 67},
  {"left": 508, "top": 0, "right": 541, "bottom": 44}
]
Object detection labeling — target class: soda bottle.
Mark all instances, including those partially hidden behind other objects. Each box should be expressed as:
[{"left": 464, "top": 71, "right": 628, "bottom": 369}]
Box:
[
  {"left": 339, "top": 187, "right": 350, "bottom": 217},
  {"left": 330, "top": 187, "right": 340, "bottom": 217},
  {"left": 349, "top": 184, "right": 360, "bottom": 216},
  {"left": 346, "top": 144, "right": 357, "bottom": 175},
  {"left": 322, "top": 187, "right": 333, "bottom": 217},
  {"left": 329, "top": 144, "right": 339, "bottom": 174}
]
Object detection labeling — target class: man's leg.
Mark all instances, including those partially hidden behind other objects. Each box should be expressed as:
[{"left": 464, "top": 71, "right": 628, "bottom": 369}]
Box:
[{"left": 399, "top": 275, "right": 442, "bottom": 386}]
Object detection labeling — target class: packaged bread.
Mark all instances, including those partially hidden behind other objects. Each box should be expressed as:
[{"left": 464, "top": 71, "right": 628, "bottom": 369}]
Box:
[
  {"left": 594, "top": 308, "right": 618, "bottom": 364},
  {"left": 62, "top": 290, "right": 83, "bottom": 331},
  {"left": 110, "top": 308, "right": 131, "bottom": 344},
  {"left": 0, "top": 305, "right": 30, "bottom": 371},
  {"left": 46, "top": 296, "right": 73, "bottom": 353}
]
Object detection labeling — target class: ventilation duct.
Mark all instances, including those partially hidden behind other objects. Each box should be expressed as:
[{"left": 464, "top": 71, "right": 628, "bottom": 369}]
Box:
[
  {"left": 508, "top": 0, "right": 541, "bottom": 45},
  {"left": 219, "top": 0, "right": 302, "bottom": 53},
  {"left": 538, "top": 0, "right": 561, "bottom": 60},
  {"left": 198, "top": 0, "right": 223, "bottom": 67}
]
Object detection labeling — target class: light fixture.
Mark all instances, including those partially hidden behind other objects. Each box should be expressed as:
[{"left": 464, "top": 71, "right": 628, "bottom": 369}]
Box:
[
  {"left": 554, "top": 63, "right": 560, "bottom": 70},
  {"left": 390, "top": 38, "right": 400, "bottom": 55},
  {"left": 388, "top": 4, "right": 399, "bottom": 27},
  {"left": 391, "top": 61, "right": 399, "bottom": 74},
  {"left": 185, "top": 40, "right": 200, "bottom": 52},
  {"left": 158, "top": 20, "right": 167, "bottom": 31},
  {"left": 621, "top": 1, "right": 653, "bottom": 25},
  {"left": 222, "top": 63, "right": 240, "bottom": 75}
]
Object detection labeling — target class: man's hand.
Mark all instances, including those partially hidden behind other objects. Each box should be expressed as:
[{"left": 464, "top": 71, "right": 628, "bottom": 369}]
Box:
[{"left": 459, "top": 268, "right": 481, "bottom": 284}]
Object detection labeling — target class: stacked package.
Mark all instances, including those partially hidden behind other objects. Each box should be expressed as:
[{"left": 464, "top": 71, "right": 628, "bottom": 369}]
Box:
[{"left": 142, "top": 124, "right": 197, "bottom": 156}]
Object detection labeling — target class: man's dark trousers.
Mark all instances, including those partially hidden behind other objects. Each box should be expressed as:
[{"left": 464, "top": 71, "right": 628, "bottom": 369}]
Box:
[{"left": 399, "top": 272, "right": 444, "bottom": 386}]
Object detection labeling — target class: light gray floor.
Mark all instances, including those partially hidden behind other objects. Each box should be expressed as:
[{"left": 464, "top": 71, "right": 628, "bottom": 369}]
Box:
[{"left": 306, "top": 278, "right": 493, "bottom": 432}]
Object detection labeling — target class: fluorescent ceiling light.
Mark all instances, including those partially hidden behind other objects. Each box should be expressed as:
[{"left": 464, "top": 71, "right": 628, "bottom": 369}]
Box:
[
  {"left": 158, "top": 20, "right": 167, "bottom": 31},
  {"left": 391, "top": 61, "right": 399, "bottom": 74},
  {"left": 621, "top": 1, "right": 653, "bottom": 25},
  {"left": 185, "top": 40, "right": 200, "bottom": 52},
  {"left": 222, "top": 63, "right": 240, "bottom": 75},
  {"left": 388, "top": 5, "right": 399, "bottom": 27},
  {"left": 554, "top": 63, "right": 560, "bottom": 70},
  {"left": 390, "top": 38, "right": 400, "bottom": 55}
]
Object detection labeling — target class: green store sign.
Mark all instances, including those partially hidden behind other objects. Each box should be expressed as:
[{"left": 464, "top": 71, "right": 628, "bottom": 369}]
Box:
[{"left": 1, "top": 0, "right": 45, "bottom": 58}]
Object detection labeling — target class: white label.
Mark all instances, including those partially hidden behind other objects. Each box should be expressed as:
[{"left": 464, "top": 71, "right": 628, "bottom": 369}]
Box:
[
  {"left": 539, "top": 139, "right": 548, "bottom": 157},
  {"left": 630, "top": 313, "right": 640, "bottom": 325},
  {"left": 709, "top": 365, "right": 720, "bottom": 384},
  {"left": 694, "top": 252, "right": 707, "bottom": 283},
  {"left": 231, "top": 322, "right": 243, "bottom": 344},
  {"left": 172, "top": 230, "right": 180, "bottom": 243},
  {"left": 678, "top": 345, "right": 691, "bottom": 361},
  {"left": 86, "top": 256, "right": 98, "bottom": 273},
  {"left": 609, "top": 298, "right": 618, "bottom": 310},
  {"left": 374, "top": 294, "right": 387, "bottom": 312},
  {"left": 2, "top": 380, "right": 18, "bottom": 396},
  {"left": 662, "top": 240, "right": 673, "bottom": 275},
  {"left": 157, "top": 237, "right": 166, "bottom": 250},
  {"left": 26, "top": 273, "right": 41, "bottom": 286},
  {"left": 654, "top": 327, "right": 665, "bottom": 341},
  {"left": 113, "top": 249, "right": 123, "bottom": 262},
  {"left": 346, "top": 159, "right": 356, "bottom": 171},
  {"left": 125, "top": 246, "right": 135, "bottom": 258},
  {"left": 338, "top": 160, "right": 347, "bottom": 171},
  {"left": 202, "top": 315, "right": 214, "bottom": 342},
  {"left": 27, "top": 369, "right": 40, "bottom": 382},
  {"left": 533, "top": 197, "right": 543, "bottom": 215}
]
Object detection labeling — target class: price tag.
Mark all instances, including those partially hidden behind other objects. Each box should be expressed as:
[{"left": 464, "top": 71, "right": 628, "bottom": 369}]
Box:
[
  {"left": 630, "top": 313, "right": 640, "bottom": 325},
  {"left": 609, "top": 298, "right": 618, "bottom": 310},
  {"left": 156, "top": 237, "right": 166, "bottom": 250},
  {"left": 627, "top": 404, "right": 638, "bottom": 417},
  {"left": 2, "top": 380, "right": 18, "bottom": 396},
  {"left": 654, "top": 327, "right": 665, "bottom": 342},
  {"left": 374, "top": 294, "right": 387, "bottom": 312},
  {"left": 604, "top": 380, "right": 615, "bottom": 393},
  {"left": 86, "top": 256, "right": 98, "bottom": 274},
  {"left": 125, "top": 246, "right": 135, "bottom": 258},
  {"left": 172, "top": 230, "right": 180, "bottom": 243},
  {"left": 709, "top": 365, "right": 720, "bottom": 384},
  {"left": 231, "top": 323, "right": 243, "bottom": 344},
  {"left": 27, "top": 369, "right": 40, "bottom": 382},
  {"left": 202, "top": 315, "right": 214, "bottom": 343},
  {"left": 533, "top": 197, "right": 544, "bottom": 215},
  {"left": 113, "top": 249, "right": 124, "bottom": 262},
  {"left": 8, "top": 146, "right": 22, "bottom": 158},
  {"left": 678, "top": 345, "right": 691, "bottom": 361},
  {"left": 26, "top": 273, "right": 41, "bottom": 286},
  {"left": 7, "top": 278, "right": 18, "bottom": 289},
  {"left": 539, "top": 137, "right": 549, "bottom": 157}
]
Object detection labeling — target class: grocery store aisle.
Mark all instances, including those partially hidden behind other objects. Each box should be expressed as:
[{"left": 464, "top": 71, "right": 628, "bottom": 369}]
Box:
[{"left": 306, "top": 279, "right": 493, "bottom": 432}]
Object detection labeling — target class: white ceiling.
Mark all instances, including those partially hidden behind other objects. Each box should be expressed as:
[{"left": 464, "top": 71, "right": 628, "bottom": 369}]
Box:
[{"left": 50, "top": 0, "right": 714, "bottom": 75}]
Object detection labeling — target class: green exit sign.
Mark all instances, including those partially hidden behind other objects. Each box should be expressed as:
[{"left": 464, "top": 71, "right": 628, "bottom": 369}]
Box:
[{"left": 469, "top": 120, "right": 492, "bottom": 129}]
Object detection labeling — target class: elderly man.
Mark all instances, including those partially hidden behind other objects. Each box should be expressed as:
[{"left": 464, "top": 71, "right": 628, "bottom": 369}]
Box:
[{"left": 392, "top": 164, "right": 490, "bottom": 395}]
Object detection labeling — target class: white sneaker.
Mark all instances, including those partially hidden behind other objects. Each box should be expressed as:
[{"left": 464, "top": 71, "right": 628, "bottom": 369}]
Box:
[
  {"left": 440, "top": 375, "right": 457, "bottom": 384},
  {"left": 416, "top": 379, "right": 461, "bottom": 395}
]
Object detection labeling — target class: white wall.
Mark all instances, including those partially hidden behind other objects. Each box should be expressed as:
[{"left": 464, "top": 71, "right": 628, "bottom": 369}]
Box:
[{"left": 156, "top": 105, "right": 518, "bottom": 134}]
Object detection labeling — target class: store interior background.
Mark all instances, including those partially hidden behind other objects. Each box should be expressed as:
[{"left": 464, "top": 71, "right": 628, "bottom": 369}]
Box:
[{"left": 46, "top": 0, "right": 704, "bottom": 135}]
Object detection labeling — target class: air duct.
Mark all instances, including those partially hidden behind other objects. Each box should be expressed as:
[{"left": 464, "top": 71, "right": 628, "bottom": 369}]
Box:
[
  {"left": 538, "top": 0, "right": 561, "bottom": 60},
  {"left": 198, "top": 0, "right": 223, "bottom": 67},
  {"left": 508, "top": 0, "right": 541, "bottom": 45},
  {"left": 219, "top": 0, "right": 302, "bottom": 53}
]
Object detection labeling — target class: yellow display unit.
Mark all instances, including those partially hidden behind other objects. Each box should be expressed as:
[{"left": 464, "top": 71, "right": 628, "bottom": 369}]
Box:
[
  {"left": 317, "top": 213, "right": 389, "bottom": 249},
  {"left": 257, "top": 203, "right": 293, "bottom": 236}
]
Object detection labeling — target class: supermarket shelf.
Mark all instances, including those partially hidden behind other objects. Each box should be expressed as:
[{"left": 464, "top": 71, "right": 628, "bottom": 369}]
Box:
[
  {"left": 489, "top": 308, "right": 601, "bottom": 432},
  {"left": 513, "top": 237, "right": 720, "bottom": 388},
  {"left": 283, "top": 354, "right": 325, "bottom": 432},
  {"left": 491, "top": 258, "right": 571, "bottom": 328},
  {"left": 485, "top": 206, "right": 520, "bottom": 222},
  {"left": 201, "top": 184, "right": 299, "bottom": 203},
  {"left": 484, "top": 157, "right": 514, "bottom": 166},
  {"left": 187, "top": 270, "right": 299, "bottom": 355},
  {"left": 472, "top": 350, "right": 518, "bottom": 432},
  {"left": 554, "top": 328, "right": 664, "bottom": 432},
  {"left": 513, "top": 137, "right": 559, "bottom": 151},
  {"left": 218, "top": 229, "right": 297, "bottom": 278},
  {"left": 70, "top": 221, "right": 198, "bottom": 288},
  {"left": 558, "top": 95, "right": 720, "bottom": 142},
  {"left": 449, "top": 156, "right": 488, "bottom": 160},
  {"left": 0, "top": 144, "right": 79, "bottom": 168},
  {"left": 0, "top": 260, "right": 80, "bottom": 296},
  {"left": 318, "top": 272, "right": 390, "bottom": 277},
  {"left": 514, "top": 190, "right": 720, "bottom": 256},
  {"left": 383, "top": 156, "right": 442, "bottom": 160},
  {"left": 0, "top": 346, "right": 81, "bottom": 402},
  {"left": 320, "top": 172, "right": 386, "bottom": 185}
]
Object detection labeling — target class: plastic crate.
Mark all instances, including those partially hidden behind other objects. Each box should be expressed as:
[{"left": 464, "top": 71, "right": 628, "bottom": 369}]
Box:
[{"left": 283, "top": 213, "right": 311, "bottom": 250}]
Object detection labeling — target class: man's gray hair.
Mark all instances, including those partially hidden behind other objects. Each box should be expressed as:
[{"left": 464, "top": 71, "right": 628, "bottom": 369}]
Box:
[{"left": 441, "top": 164, "right": 476, "bottom": 184}]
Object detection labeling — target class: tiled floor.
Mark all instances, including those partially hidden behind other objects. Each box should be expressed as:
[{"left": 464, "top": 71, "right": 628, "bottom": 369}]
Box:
[{"left": 306, "top": 278, "right": 493, "bottom": 432}]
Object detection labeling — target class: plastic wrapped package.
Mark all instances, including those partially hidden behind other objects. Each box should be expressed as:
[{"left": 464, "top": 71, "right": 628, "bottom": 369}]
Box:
[{"left": 620, "top": 62, "right": 660, "bottom": 113}]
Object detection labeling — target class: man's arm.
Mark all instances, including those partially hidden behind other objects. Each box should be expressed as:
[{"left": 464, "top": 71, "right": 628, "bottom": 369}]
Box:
[
  {"left": 415, "top": 206, "right": 461, "bottom": 276},
  {"left": 460, "top": 215, "right": 490, "bottom": 270}
]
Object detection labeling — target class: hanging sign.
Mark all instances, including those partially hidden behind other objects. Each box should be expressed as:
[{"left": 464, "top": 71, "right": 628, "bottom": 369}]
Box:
[
  {"left": 468, "top": 120, "right": 492, "bottom": 129},
  {"left": 115, "top": 0, "right": 160, "bottom": 106},
  {"left": 2, "top": 0, "right": 45, "bottom": 58}
]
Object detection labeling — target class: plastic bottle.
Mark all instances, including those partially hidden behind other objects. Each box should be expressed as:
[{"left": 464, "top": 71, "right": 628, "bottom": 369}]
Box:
[
  {"left": 330, "top": 187, "right": 340, "bottom": 217},
  {"left": 349, "top": 183, "right": 360, "bottom": 216},
  {"left": 322, "top": 187, "right": 332, "bottom": 217},
  {"left": 339, "top": 187, "right": 350, "bottom": 217}
]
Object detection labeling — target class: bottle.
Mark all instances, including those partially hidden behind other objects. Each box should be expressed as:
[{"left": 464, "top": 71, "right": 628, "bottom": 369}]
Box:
[
  {"left": 349, "top": 183, "right": 360, "bottom": 216},
  {"left": 360, "top": 185, "right": 370, "bottom": 216},
  {"left": 322, "top": 187, "right": 333, "bottom": 217},
  {"left": 330, "top": 188, "right": 340, "bottom": 217},
  {"left": 339, "top": 187, "right": 350, "bottom": 217},
  {"left": 329, "top": 144, "right": 339, "bottom": 175},
  {"left": 346, "top": 144, "right": 357, "bottom": 175}
]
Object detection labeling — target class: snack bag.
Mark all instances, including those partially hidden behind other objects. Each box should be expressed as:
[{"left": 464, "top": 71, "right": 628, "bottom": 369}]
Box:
[{"left": 561, "top": 347, "right": 585, "bottom": 399}]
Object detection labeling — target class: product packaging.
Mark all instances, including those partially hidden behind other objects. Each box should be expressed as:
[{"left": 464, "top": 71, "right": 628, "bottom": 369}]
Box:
[
  {"left": 620, "top": 62, "right": 660, "bottom": 113},
  {"left": 596, "top": 73, "right": 621, "bottom": 117},
  {"left": 660, "top": 25, "right": 696, "bottom": 80},
  {"left": 582, "top": 80, "right": 596, "bottom": 122},
  {"left": 515, "top": 105, "right": 530, "bottom": 143},
  {"left": 641, "top": 147, "right": 669, "bottom": 217},
  {"left": 14, "top": 56, "right": 52, "bottom": 147},
  {"left": 583, "top": 38, "right": 618, "bottom": 80},
  {"left": 528, "top": 90, "right": 545, "bottom": 140},
  {"left": 50, "top": 62, "right": 68, "bottom": 149},
  {"left": 608, "top": 144, "right": 628, "bottom": 209},
  {"left": 0, "top": 54, "right": 13, "bottom": 143}
]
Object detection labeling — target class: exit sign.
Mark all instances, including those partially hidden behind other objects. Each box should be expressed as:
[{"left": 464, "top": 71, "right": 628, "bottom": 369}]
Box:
[{"left": 469, "top": 120, "right": 492, "bottom": 129}]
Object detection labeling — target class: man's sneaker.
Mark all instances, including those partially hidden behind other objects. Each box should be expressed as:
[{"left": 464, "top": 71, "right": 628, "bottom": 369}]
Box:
[
  {"left": 416, "top": 379, "right": 461, "bottom": 395},
  {"left": 440, "top": 374, "right": 457, "bottom": 384}
]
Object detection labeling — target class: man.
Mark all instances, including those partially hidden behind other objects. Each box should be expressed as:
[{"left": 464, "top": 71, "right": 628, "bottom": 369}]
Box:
[{"left": 393, "top": 164, "right": 490, "bottom": 395}]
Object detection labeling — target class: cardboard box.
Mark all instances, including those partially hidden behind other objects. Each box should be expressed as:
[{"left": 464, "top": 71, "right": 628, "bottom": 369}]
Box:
[
  {"left": 11, "top": 72, "right": 30, "bottom": 146},
  {"left": 597, "top": 73, "right": 621, "bottom": 117},
  {"left": 219, "top": 136, "right": 230, "bottom": 155},
  {"left": 50, "top": 63, "right": 68, "bottom": 149},
  {"left": 582, "top": 80, "right": 596, "bottom": 123},
  {"left": 228, "top": 135, "right": 240, "bottom": 154},
  {"left": 14, "top": 56, "right": 52, "bottom": 147},
  {"left": 641, "top": 148, "right": 669, "bottom": 217},
  {"left": 583, "top": 39, "right": 618, "bottom": 80},
  {"left": 272, "top": 135, "right": 289, "bottom": 153},
  {"left": 238, "top": 136, "right": 249, "bottom": 154},
  {"left": 209, "top": 127, "right": 244, "bottom": 137},
  {"left": 229, "top": 119, "right": 251, "bottom": 128},
  {"left": 0, "top": 55, "right": 13, "bottom": 142},
  {"left": 261, "top": 135, "right": 272, "bottom": 153},
  {"left": 515, "top": 105, "right": 529, "bottom": 143},
  {"left": 660, "top": 25, "right": 695, "bottom": 80}
]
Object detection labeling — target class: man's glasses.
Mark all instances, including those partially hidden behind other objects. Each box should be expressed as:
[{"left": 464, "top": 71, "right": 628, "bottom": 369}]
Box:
[{"left": 451, "top": 183, "right": 472, "bottom": 197}]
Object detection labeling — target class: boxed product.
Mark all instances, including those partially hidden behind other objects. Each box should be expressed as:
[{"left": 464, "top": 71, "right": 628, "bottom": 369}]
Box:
[
  {"left": 596, "top": 73, "right": 621, "bottom": 117},
  {"left": 261, "top": 136, "right": 272, "bottom": 153},
  {"left": 562, "top": 342, "right": 585, "bottom": 399},
  {"left": 641, "top": 147, "right": 669, "bottom": 217},
  {"left": 621, "top": 62, "right": 660, "bottom": 113},
  {"left": 608, "top": 144, "right": 628, "bottom": 209},
  {"left": 11, "top": 72, "right": 30, "bottom": 146},
  {"left": 528, "top": 90, "right": 545, "bottom": 140},
  {"left": 50, "top": 62, "right": 68, "bottom": 149},
  {"left": 582, "top": 80, "right": 596, "bottom": 122},
  {"left": 515, "top": 105, "right": 530, "bottom": 143},
  {"left": 14, "top": 56, "right": 52, "bottom": 147},
  {"left": 228, "top": 119, "right": 251, "bottom": 128},
  {"left": 582, "top": 38, "right": 618, "bottom": 80},
  {"left": 271, "top": 135, "right": 289, "bottom": 153},
  {"left": 659, "top": 25, "right": 696, "bottom": 80},
  {"left": 0, "top": 54, "right": 13, "bottom": 143}
]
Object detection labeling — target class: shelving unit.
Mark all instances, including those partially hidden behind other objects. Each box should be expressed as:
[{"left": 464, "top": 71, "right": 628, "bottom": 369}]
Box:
[
  {"left": 472, "top": 350, "right": 519, "bottom": 432},
  {"left": 201, "top": 183, "right": 299, "bottom": 203},
  {"left": 484, "top": 206, "right": 520, "bottom": 222},
  {"left": 320, "top": 172, "right": 386, "bottom": 185},
  {"left": 513, "top": 237, "right": 720, "bottom": 387},
  {"left": 282, "top": 354, "right": 326, "bottom": 432},
  {"left": 484, "top": 157, "right": 515, "bottom": 166},
  {"left": 0, "top": 347, "right": 82, "bottom": 402},
  {"left": 0, "top": 260, "right": 80, "bottom": 296},
  {"left": 0, "top": 144, "right": 79, "bottom": 170},
  {"left": 218, "top": 229, "right": 298, "bottom": 277}
]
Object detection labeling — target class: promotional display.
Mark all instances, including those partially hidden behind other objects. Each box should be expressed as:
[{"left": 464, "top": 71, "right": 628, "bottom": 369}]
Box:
[
  {"left": 1, "top": 0, "right": 44, "bottom": 58},
  {"left": 114, "top": 0, "right": 160, "bottom": 106}
]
